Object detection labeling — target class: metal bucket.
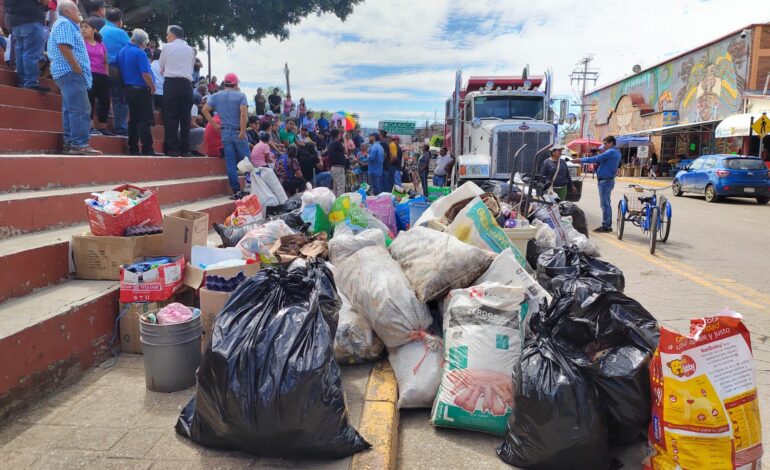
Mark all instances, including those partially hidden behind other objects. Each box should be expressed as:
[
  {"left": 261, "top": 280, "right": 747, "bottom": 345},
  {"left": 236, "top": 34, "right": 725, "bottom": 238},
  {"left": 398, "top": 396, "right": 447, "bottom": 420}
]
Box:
[{"left": 140, "top": 313, "right": 202, "bottom": 392}]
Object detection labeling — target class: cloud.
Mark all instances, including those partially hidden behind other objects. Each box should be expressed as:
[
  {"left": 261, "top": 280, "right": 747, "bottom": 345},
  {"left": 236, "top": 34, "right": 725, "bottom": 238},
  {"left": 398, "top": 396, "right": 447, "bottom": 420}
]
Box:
[{"left": 202, "top": 0, "right": 766, "bottom": 127}]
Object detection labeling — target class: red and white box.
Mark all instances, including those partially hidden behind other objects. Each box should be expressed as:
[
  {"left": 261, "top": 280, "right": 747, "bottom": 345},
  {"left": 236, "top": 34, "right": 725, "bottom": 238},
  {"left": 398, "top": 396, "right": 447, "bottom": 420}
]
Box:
[
  {"left": 86, "top": 184, "right": 163, "bottom": 236},
  {"left": 119, "top": 256, "right": 185, "bottom": 302}
]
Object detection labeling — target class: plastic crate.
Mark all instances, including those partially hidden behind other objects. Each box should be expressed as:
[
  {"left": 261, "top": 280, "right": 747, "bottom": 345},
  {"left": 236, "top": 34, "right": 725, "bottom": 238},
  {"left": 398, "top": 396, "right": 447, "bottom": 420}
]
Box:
[{"left": 86, "top": 184, "right": 163, "bottom": 236}]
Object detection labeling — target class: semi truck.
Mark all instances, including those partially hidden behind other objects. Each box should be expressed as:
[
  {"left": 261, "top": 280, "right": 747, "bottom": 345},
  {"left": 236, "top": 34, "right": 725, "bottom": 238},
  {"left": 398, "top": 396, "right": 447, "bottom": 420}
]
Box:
[{"left": 444, "top": 69, "right": 582, "bottom": 201}]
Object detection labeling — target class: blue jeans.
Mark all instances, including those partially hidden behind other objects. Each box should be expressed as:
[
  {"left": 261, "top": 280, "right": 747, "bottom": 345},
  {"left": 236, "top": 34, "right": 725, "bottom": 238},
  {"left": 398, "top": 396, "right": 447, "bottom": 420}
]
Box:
[
  {"left": 598, "top": 178, "right": 615, "bottom": 229},
  {"left": 221, "top": 129, "right": 248, "bottom": 192},
  {"left": 384, "top": 168, "right": 394, "bottom": 192},
  {"left": 433, "top": 174, "right": 446, "bottom": 187},
  {"left": 370, "top": 173, "right": 384, "bottom": 195},
  {"left": 420, "top": 171, "right": 429, "bottom": 196},
  {"left": 314, "top": 171, "right": 332, "bottom": 189},
  {"left": 12, "top": 22, "right": 46, "bottom": 88},
  {"left": 54, "top": 72, "right": 92, "bottom": 148},
  {"left": 109, "top": 65, "right": 128, "bottom": 134},
  {"left": 393, "top": 169, "right": 402, "bottom": 187}
]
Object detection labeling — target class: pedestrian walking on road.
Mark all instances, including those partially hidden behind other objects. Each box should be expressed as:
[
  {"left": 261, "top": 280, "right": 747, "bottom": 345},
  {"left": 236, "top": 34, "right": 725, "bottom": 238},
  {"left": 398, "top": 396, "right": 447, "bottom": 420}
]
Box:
[
  {"left": 118, "top": 28, "right": 160, "bottom": 156},
  {"left": 573, "top": 135, "right": 621, "bottom": 232},
  {"left": 649, "top": 152, "right": 659, "bottom": 179},
  {"left": 202, "top": 72, "right": 249, "bottom": 199},
  {"left": 48, "top": 1, "right": 103, "bottom": 155},
  {"left": 160, "top": 24, "right": 195, "bottom": 157}
]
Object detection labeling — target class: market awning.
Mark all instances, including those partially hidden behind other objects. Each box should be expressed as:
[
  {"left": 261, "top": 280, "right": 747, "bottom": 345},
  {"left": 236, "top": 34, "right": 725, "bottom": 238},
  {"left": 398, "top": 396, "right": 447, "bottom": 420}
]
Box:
[
  {"left": 715, "top": 113, "right": 766, "bottom": 138},
  {"left": 634, "top": 119, "right": 720, "bottom": 136},
  {"left": 615, "top": 135, "right": 650, "bottom": 147}
]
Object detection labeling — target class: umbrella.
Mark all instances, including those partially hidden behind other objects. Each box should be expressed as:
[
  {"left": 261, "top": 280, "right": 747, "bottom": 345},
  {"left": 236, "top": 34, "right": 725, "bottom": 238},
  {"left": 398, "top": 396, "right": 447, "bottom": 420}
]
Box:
[
  {"left": 331, "top": 111, "right": 356, "bottom": 131},
  {"left": 567, "top": 138, "right": 602, "bottom": 151}
]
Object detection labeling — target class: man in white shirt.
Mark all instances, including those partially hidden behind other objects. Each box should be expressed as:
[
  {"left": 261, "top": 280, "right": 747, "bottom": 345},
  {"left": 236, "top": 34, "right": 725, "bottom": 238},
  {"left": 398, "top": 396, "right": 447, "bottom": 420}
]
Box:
[
  {"left": 432, "top": 147, "right": 454, "bottom": 187},
  {"left": 160, "top": 24, "right": 195, "bottom": 157},
  {"left": 149, "top": 48, "right": 164, "bottom": 118}
]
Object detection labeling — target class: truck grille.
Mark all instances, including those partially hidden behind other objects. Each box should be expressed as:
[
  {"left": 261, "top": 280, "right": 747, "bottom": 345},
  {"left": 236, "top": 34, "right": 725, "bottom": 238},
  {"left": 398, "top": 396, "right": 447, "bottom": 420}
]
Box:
[{"left": 493, "top": 130, "right": 552, "bottom": 178}]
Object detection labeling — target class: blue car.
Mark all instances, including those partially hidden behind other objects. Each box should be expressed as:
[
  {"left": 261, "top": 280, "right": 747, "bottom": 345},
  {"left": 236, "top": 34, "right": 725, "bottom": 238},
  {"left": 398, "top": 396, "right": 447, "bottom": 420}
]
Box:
[{"left": 672, "top": 155, "right": 770, "bottom": 204}]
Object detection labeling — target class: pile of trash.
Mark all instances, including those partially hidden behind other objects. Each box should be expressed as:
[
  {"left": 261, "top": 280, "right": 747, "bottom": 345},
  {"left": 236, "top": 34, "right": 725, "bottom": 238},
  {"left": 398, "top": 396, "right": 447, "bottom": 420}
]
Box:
[{"left": 85, "top": 186, "right": 154, "bottom": 215}]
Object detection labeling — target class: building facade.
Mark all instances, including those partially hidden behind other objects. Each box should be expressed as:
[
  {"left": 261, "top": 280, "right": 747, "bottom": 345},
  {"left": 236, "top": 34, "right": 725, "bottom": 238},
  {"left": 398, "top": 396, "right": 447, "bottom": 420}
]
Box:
[{"left": 582, "top": 24, "right": 770, "bottom": 169}]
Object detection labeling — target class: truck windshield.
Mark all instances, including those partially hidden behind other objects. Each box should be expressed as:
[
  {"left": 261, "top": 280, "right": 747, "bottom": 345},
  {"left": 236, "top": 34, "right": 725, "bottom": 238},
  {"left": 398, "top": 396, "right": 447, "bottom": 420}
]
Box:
[{"left": 474, "top": 96, "right": 543, "bottom": 120}]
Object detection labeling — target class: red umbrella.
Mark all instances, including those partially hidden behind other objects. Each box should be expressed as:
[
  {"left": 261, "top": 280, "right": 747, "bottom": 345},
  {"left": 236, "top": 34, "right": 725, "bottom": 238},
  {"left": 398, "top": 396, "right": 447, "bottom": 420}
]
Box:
[{"left": 567, "top": 138, "right": 602, "bottom": 151}]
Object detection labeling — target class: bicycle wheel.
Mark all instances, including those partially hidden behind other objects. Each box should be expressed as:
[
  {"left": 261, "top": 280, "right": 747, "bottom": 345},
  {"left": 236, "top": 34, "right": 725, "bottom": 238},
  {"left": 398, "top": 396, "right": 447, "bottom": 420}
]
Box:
[
  {"left": 649, "top": 207, "right": 659, "bottom": 255},
  {"left": 657, "top": 197, "right": 671, "bottom": 242},
  {"left": 616, "top": 200, "right": 625, "bottom": 240}
]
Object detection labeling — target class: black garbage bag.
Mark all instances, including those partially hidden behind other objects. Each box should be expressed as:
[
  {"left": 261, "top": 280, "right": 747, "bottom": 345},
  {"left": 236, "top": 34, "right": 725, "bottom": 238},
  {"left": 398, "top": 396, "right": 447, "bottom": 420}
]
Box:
[
  {"left": 304, "top": 258, "right": 341, "bottom": 335},
  {"left": 550, "top": 291, "right": 660, "bottom": 446},
  {"left": 282, "top": 193, "right": 303, "bottom": 213},
  {"left": 559, "top": 201, "right": 588, "bottom": 237},
  {"left": 175, "top": 266, "right": 369, "bottom": 458},
  {"left": 549, "top": 273, "right": 616, "bottom": 305},
  {"left": 537, "top": 247, "right": 625, "bottom": 294},
  {"left": 497, "top": 332, "right": 610, "bottom": 469}
]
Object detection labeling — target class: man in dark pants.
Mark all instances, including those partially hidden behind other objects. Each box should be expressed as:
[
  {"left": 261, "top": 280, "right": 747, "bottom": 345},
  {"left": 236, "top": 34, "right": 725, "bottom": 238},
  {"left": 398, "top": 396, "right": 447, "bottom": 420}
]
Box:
[
  {"left": 118, "top": 28, "right": 161, "bottom": 156},
  {"left": 160, "top": 25, "right": 195, "bottom": 157},
  {"left": 100, "top": 8, "right": 129, "bottom": 135}
]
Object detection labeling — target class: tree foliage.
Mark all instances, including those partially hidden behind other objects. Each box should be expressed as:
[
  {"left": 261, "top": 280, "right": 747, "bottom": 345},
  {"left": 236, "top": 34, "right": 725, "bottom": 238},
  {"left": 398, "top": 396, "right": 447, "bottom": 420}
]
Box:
[
  {"left": 109, "top": 0, "right": 363, "bottom": 46},
  {"left": 429, "top": 135, "right": 444, "bottom": 147}
]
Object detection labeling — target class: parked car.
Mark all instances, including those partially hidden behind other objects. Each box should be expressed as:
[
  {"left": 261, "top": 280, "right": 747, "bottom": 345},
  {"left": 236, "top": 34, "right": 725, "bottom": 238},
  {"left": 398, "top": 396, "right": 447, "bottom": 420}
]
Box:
[{"left": 672, "top": 155, "right": 770, "bottom": 204}]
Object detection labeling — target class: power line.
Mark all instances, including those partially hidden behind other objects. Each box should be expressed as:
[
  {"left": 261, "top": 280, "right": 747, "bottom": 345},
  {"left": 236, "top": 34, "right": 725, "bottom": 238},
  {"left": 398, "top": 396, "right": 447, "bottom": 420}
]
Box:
[{"left": 570, "top": 55, "right": 599, "bottom": 137}]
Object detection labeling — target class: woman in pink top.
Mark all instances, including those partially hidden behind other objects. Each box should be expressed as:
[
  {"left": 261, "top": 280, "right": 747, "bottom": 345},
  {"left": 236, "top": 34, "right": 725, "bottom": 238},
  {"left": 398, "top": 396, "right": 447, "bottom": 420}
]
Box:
[
  {"left": 80, "top": 20, "right": 114, "bottom": 136},
  {"left": 343, "top": 131, "right": 355, "bottom": 156},
  {"left": 283, "top": 94, "right": 293, "bottom": 119},
  {"left": 250, "top": 133, "right": 273, "bottom": 167}
]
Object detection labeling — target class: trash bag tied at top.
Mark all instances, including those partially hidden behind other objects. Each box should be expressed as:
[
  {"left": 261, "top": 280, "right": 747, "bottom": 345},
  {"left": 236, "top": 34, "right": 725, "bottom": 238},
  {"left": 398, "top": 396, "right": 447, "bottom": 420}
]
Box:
[{"left": 175, "top": 264, "right": 369, "bottom": 459}]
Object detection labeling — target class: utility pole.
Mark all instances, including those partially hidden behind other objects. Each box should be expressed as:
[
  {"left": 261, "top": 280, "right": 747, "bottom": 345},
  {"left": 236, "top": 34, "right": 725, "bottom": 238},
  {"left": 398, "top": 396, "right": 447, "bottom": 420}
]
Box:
[
  {"left": 284, "top": 63, "right": 291, "bottom": 96},
  {"left": 570, "top": 56, "right": 599, "bottom": 138},
  {"left": 206, "top": 36, "right": 212, "bottom": 81}
]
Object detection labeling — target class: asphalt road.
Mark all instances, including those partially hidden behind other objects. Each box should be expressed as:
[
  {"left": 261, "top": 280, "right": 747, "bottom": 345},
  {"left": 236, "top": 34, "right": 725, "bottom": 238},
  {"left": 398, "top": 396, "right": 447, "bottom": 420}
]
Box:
[{"left": 397, "top": 178, "right": 770, "bottom": 470}]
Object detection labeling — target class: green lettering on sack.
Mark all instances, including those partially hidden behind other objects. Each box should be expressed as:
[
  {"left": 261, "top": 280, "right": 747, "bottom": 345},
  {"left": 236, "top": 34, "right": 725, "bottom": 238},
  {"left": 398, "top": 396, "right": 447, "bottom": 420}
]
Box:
[
  {"left": 448, "top": 346, "right": 468, "bottom": 370},
  {"left": 496, "top": 335, "right": 509, "bottom": 350}
]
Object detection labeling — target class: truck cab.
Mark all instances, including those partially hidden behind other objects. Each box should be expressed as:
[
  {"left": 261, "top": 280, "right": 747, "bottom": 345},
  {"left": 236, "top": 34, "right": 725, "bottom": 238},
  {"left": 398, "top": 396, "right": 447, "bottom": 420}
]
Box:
[{"left": 445, "top": 73, "right": 582, "bottom": 201}]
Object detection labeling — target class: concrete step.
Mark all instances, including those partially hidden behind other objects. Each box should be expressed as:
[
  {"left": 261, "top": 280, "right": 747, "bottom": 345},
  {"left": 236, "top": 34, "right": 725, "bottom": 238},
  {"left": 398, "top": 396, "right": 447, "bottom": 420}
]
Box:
[
  {"left": 0, "top": 84, "right": 62, "bottom": 111},
  {"left": 0, "top": 128, "right": 165, "bottom": 155},
  {"left": 0, "top": 196, "right": 235, "bottom": 304},
  {"left": 0, "top": 104, "right": 167, "bottom": 140},
  {"left": 0, "top": 68, "right": 60, "bottom": 93},
  {"left": 0, "top": 175, "right": 241, "bottom": 238},
  {"left": 0, "top": 154, "right": 226, "bottom": 193},
  {"left": 0, "top": 279, "right": 119, "bottom": 423}
]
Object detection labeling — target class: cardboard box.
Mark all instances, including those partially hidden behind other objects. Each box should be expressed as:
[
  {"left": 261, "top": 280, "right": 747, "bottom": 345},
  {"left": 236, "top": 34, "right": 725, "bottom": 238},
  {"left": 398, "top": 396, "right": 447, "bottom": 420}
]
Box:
[
  {"left": 119, "top": 287, "right": 194, "bottom": 354},
  {"left": 86, "top": 184, "right": 162, "bottom": 236},
  {"left": 71, "top": 232, "right": 163, "bottom": 280},
  {"left": 162, "top": 210, "right": 209, "bottom": 262},
  {"left": 183, "top": 262, "right": 261, "bottom": 290},
  {"left": 119, "top": 255, "right": 185, "bottom": 302}
]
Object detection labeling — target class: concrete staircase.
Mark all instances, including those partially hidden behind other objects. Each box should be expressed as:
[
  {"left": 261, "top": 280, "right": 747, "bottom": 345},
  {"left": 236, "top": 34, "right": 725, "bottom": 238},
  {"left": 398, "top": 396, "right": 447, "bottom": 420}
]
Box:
[{"left": 0, "top": 65, "right": 238, "bottom": 422}]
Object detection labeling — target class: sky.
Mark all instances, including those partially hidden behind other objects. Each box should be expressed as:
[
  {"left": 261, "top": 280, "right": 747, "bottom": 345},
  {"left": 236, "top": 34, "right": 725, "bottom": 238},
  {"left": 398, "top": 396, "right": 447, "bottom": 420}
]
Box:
[{"left": 204, "top": 0, "right": 765, "bottom": 129}]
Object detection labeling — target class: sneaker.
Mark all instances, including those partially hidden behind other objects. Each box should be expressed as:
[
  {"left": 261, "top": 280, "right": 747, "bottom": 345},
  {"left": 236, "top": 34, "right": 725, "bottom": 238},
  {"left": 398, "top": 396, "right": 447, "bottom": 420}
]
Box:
[
  {"left": 62, "top": 143, "right": 71, "bottom": 154},
  {"left": 99, "top": 129, "right": 117, "bottom": 136},
  {"left": 191, "top": 150, "right": 206, "bottom": 157},
  {"left": 90, "top": 128, "right": 101, "bottom": 135},
  {"left": 26, "top": 85, "right": 51, "bottom": 93},
  {"left": 229, "top": 191, "right": 241, "bottom": 200},
  {"left": 593, "top": 226, "right": 612, "bottom": 233},
  {"left": 70, "top": 146, "right": 103, "bottom": 155}
]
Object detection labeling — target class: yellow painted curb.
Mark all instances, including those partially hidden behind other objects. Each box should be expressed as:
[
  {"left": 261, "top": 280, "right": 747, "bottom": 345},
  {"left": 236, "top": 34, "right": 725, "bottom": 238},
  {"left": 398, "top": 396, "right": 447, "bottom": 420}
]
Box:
[
  {"left": 616, "top": 177, "right": 672, "bottom": 188},
  {"left": 351, "top": 360, "right": 399, "bottom": 470}
]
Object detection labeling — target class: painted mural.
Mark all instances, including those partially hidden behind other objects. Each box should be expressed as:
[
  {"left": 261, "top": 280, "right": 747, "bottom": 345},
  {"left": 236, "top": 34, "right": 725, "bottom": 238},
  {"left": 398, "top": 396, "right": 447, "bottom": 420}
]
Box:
[{"left": 584, "top": 31, "right": 750, "bottom": 139}]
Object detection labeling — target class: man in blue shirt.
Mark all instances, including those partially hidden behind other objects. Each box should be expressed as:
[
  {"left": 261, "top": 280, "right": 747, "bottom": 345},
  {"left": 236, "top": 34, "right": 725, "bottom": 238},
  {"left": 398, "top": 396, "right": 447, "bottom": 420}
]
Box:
[
  {"left": 317, "top": 112, "right": 329, "bottom": 132},
  {"left": 118, "top": 29, "right": 160, "bottom": 156},
  {"left": 100, "top": 8, "right": 130, "bottom": 136},
  {"left": 47, "top": 1, "right": 101, "bottom": 155},
  {"left": 573, "top": 135, "right": 622, "bottom": 232},
  {"left": 367, "top": 133, "right": 385, "bottom": 194}
]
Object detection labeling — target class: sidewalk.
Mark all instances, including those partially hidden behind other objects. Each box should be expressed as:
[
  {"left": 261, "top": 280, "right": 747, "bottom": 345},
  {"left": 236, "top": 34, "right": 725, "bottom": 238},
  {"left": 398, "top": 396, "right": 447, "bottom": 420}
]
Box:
[
  {"left": 0, "top": 354, "right": 374, "bottom": 469},
  {"left": 615, "top": 176, "right": 673, "bottom": 188}
]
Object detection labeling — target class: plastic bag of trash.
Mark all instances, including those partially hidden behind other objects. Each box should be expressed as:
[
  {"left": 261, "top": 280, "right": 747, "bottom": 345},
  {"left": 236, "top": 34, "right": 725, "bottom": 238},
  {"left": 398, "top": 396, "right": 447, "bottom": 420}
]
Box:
[
  {"left": 254, "top": 167, "right": 288, "bottom": 205},
  {"left": 389, "top": 227, "right": 495, "bottom": 302},
  {"left": 237, "top": 220, "right": 295, "bottom": 260},
  {"left": 550, "top": 291, "right": 659, "bottom": 446},
  {"left": 431, "top": 283, "right": 525, "bottom": 435},
  {"left": 282, "top": 193, "right": 303, "bottom": 213},
  {"left": 336, "top": 246, "right": 432, "bottom": 348},
  {"left": 301, "top": 187, "right": 336, "bottom": 213},
  {"left": 559, "top": 201, "right": 588, "bottom": 237},
  {"left": 366, "top": 194, "right": 398, "bottom": 235},
  {"left": 334, "top": 293, "right": 385, "bottom": 364},
  {"left": 388, "top": 333, "right": 443, "bottom": 408},
  {"left": 645, "top": 310, "right": 762, "bottom": 470},
  {"left": 537, "top": 246, "right": 624, "bottom": 293},
  {"left": 531, "top": 203, "right": 569, "bottom": 246},
  {"left": 549, "top": 274, "right": 616, "bottom": 305},
  {"left": 446, "top": 196, "right": 516, "bottom": 253},
  {"left": 175, "top": 266, "right": 369, "bottom": 458},
  {"left": 329, "top": 229, "right": 385, "bottom": 265},
  {"left": 214, "top": 211, "right": 307, "bottom": 248},
  {"left": 250, "top": 169, "right": 280, "bottom": 208}
]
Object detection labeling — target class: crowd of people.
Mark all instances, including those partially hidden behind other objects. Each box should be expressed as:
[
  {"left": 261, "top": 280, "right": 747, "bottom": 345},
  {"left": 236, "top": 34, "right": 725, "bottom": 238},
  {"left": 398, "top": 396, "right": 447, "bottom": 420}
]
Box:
[{"left": 0, "top": 0, "right": 455, "bottom": 199}]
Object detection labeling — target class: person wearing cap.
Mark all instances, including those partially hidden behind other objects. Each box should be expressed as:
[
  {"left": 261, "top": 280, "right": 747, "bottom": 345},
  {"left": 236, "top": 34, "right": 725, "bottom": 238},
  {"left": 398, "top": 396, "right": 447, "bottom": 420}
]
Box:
[
  {"left": 368, "top": 133, "right": 385, "bottom": 194},
  {"left": 160, "top": 24, "right": 195, "bottom": 157},
  {"left": 573, "top": 135, "right": 622, "bottom": 232},
  {"left": 202, "top": 72, "right": 248, "bottom": 199},
  {"left": 540, "top": 145, "right": 574, "bottom": 200}
]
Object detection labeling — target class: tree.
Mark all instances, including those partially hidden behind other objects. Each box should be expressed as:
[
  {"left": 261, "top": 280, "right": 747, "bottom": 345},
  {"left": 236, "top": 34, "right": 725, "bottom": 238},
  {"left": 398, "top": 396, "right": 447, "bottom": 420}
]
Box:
[
  {"left": 108, "top": 0, "right": 363, "bottom": 46},
  {"left": 429, "top": 135, "right": 444, "bottom": 148}
]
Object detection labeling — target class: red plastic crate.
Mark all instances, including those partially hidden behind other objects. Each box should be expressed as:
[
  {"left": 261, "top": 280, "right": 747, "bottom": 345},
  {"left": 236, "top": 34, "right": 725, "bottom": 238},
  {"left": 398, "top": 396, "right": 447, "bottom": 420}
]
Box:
[
  {"left": 86, "top": 184, "right": 163, "bottom": 236},
  {"left": 119, "top": 256, "right": 185, "bottom": 303}
]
